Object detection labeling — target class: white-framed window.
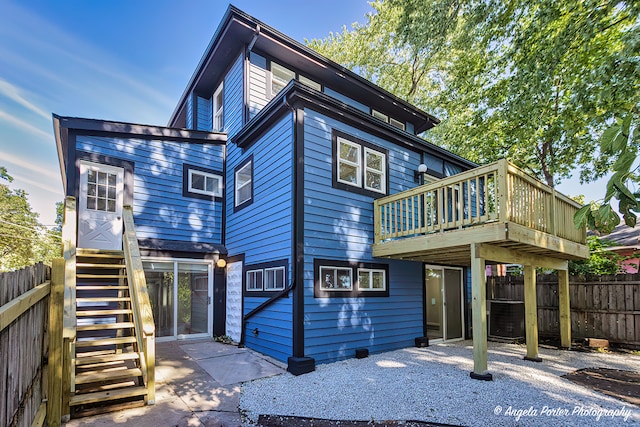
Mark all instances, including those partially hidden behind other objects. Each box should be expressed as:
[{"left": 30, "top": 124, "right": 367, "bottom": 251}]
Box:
[
  {"left": 335, "top": 133, "right": 387, "bottom": 195},
  {"left": 319, "top": 266, "right": 353, "bottom": 291},
  {"left": 188, "top": 169, "right": 222, "bottom": 197},
  {"left": 213, "top": 83, "right": 224, "bottom": 131},
  {"left": 271, "top": 62, "right": 295, "bottom": 96},
  {"left": 389, "top": 117, "right": 406, "bottom": 131},
  {"left": 246, "top": 270, "right": 263, "bottom": 291},
  {"left": 265, "top": 266, "right": 286, "bottom": 291},
  {"left": 371, "top": 109, "right": 389, "bottom": 122},
  {"left": 364, "top": 148, "right": 386, "bottom": 193},
  {"left": 358, "top": 268, "right": 387, "bottom": 291},
  {"left": 299, "top": 75, "right": 321, "bottom": 91},
  {"left": 337, "top": 137, "right": 362, "bottom": 188},
  {"left": 235, "top": 157, "right": 253, "bottom": 209},
  {"left": 86, "top": 168, "right": 118, "bottom": 212}
]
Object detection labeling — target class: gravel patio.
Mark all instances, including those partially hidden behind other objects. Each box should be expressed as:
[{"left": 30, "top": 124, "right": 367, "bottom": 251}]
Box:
[{"left": 240, "top": 341, "right": 640, "bottom": 426}]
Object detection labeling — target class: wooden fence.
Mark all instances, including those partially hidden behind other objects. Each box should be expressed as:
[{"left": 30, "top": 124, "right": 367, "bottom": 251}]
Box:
[
  {"left": 487, "top": 273, "right": 640, "bottom": 346},
  {"left": 0, "top": 263, "right": 50, "bottom": 427}
]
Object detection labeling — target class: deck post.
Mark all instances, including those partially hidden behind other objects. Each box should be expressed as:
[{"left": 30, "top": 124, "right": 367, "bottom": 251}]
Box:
[
  {"left": 470, "top": 244, "right": 492, "bottom": 380},
  {"left": 523, "top": 265, "right": 541, "bottom": 362},
  {"left": 558, "top": 269, "right": 571, "bottom": 348},
  {"left": 47, "top": 258, "right": 64, "bottom": 427}
]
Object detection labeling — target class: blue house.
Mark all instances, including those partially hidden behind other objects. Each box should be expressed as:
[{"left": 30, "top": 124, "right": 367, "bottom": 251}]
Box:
[{"left": 54, "top": 6, "right": 587, "bottom": 408}]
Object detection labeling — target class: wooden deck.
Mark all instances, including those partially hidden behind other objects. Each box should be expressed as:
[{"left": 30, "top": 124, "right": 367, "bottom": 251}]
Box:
[{"left": 373, "top": 159, "right": 589, "bottom": 265}]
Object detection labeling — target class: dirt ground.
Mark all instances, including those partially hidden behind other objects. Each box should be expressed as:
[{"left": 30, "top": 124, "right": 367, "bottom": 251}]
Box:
[{"left": 563, "top": 367, "right": 640, "bottom": 407}]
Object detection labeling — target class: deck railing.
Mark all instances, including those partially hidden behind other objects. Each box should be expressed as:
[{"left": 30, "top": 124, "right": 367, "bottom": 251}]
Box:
[
  {"left": 122, "top": 205, "right": 156, "bottom": 404},
  {"left": 374, "top": 159, "right": 586, "bottom": 245}
]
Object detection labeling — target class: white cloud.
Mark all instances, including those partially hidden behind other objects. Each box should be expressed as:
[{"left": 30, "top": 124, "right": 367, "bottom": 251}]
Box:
[
  {"left": 0, "top": 110, "right": 51, "bottom": 139},
  {"left": 0, "top": 79, "right": 50, "bottom": 121},
  {"left": 0, "top": 150, "right": 60, "bottom": 182}
]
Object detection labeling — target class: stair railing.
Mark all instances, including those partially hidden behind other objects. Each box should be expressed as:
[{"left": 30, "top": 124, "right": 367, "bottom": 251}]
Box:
[
  {"left": 122, "top": 205, "right": 156, "bottom": 404},
  {"left": 61, "top": 196, "right": 77, "bottom": 419}
]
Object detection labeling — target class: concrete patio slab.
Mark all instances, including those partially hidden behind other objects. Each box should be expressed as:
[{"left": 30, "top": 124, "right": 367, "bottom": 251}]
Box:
[
  {"left": 63, "top": 339, "right": 284, "bottom": 426},
  {"left": 197, "top": 351, "right": 285, "bottom": 386}
]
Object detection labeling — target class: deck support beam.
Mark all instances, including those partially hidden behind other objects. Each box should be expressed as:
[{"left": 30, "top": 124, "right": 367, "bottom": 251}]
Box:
[
  {"left": 470, "top": 244, "right": 492, "bottom": 380},
  {"left": 558, "top": 269, "right": 571, "bottom": 348},
  {"left": 523, "top": 265, "right": 541, "bottom": 362}
]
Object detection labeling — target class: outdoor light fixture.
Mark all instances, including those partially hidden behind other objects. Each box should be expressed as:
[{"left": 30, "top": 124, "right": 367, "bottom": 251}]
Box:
[
  {"left": 216, "top": 258, "right": 227, "bottom": 269},
  {"left": 414, "top": 163, "right": 428, "bottom": 184}
]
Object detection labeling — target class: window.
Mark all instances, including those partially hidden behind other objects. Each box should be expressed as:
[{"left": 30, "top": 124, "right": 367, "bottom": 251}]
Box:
[
  {"left": 389, "top": 118, "right": 406, "bottom": 131},
  {"left": 86, "top": 169, "right": 117, "bottom": 212},
  {"left": 371, "top": 109, "right": 388, "bottom": 122},
  {"left": 183, "top": 164, "right": 223, "bottom": 201},
  {"left": 333, "top": 131, "right": 388, "bottom": 197},
  {"left": 213, "top": 83, "right": 224, "bottom": 131},
  {"left": 246, "top": 270, "right": 264, "bottom": 291},
  {"left": 371, "top": 109, "right": 406, "bottom": 131},
  {"left": 271, "top": 62, "right": 295, "bottom": 96},
  {"left": 234, "top": 156, "right": 253, "bottom": 210},
  {"left": 314, "top": 259, "right": 389, "bottom": 298},
  {"left": 364, "top": 148, "right": 385, "bottom": 193},
  {"left": 265, "top": 266, "right": 285, "bottom": 291},
  {"left": 299, "top": 75, "right": 321, "bottom": 91},
  {"left": 319, "top": 266, "right": 353, "bottom": 291},
  {"left": 243, "top": 260, "right": 288, "bottom": 296},
  {"left": 358, "top": 268, "right": 386, "bottom": 291},
  {"left": 337, "top": 138, "right": 361, "bottom": 187}
]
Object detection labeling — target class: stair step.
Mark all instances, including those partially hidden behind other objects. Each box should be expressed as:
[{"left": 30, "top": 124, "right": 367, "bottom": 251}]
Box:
[
  {"left": 75, "top": 352, "right": 140, "bottom": 366},
  {"left": 77, "top": 263, "right": 125, "bottom": 269},
  {"left": 75, "top": 368, "right": 143, "bottom": 385},
  {"left": 77, "top": 274, "right": 128, "bottom": 279},
  {"left": 70, "top": 386, "right": 147, "bottom": 406},
  {"left": 76, "top": 336, "right": 137, "bottom": 347},
  {"left": 76, "top": 285, "right": 129, "bottom": 290},
  {"left": 77, "top": 297, "right": 131, "bottom": 303},
  {"left": 77, "top": 248, "right": 124, "bottom": 257},
  {"left": 77, "top": 309, "right": 133, "bottom": 316},
  {"left": 77, "top": 322, "right": 135, "bottom": 332}
]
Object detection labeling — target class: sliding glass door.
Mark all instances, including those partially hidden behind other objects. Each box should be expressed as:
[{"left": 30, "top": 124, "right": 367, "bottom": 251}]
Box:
[{"left": 143, "top": 259, "right": 213, "bottom": 340}]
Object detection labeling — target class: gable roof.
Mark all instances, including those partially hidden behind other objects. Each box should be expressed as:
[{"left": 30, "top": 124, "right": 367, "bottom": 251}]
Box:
[{"left": 168, "top": 5, "right": 439, "bottom": 134}]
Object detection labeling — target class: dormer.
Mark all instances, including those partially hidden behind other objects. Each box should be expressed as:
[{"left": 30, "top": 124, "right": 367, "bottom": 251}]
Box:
[{"left": 168, "top": 6, "right": 438, "bottom": 137}]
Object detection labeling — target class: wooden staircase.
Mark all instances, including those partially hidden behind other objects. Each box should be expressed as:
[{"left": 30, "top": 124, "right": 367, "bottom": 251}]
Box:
[{"left": 70, "top": 248, "right": 148, "bottom": 414}]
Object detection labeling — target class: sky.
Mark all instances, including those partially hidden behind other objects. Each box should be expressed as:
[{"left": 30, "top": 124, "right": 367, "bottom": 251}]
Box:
[{"left": 0, "top": 0, "right": 606, "bottom": 226}]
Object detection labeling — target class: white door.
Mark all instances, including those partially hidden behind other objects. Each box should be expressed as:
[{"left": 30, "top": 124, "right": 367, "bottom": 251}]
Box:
[
  {"left": 78, "top": 161, "right": 124, "bottom": 250},
  {"left": 225, "top": 261, "right": 243, "bottom": 342}
]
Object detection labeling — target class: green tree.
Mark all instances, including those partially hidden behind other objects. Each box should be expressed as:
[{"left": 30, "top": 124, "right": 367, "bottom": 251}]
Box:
[
  {"left": 0, "top": 168, "right": 61, "bottom": 271},
  {"left": 568, "top": 235, "right": 625, "bottom": 275},
  {"left": 309, "top": 0, "right": 640, "bottom": 187}
]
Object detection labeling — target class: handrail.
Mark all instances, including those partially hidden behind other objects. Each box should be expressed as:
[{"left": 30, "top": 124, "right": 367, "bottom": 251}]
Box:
[
  {"left": 239, "top": 281, "right": 294, "bottom": 347},
  {"left": 122, "top": 205, "right": 155, "bottom": 404},
  {"left": 61, "top": 196, "right": 76, "bottom": 339},
  {"left": 374, "top": 159, "right": 586, "bottom": 245}
]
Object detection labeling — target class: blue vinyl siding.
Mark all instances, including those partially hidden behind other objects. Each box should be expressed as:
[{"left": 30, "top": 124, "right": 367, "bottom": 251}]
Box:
[
  {"left": 224, "top": 53, "right": 244, "bottom": 138},
  {"left": 323, "top": 87, "right": 369, "bottom": 113},
  {"left": 76, "top": 135, "right": 224, "bottom": 245},
  {"left": 248, "top": 51, "right": 269, "bottom": 120},
  {"left": 225, "top": 114, "right": 294, "bottom": 361},
  {"left": 303, "top": 109, "right": 424, "bottom": 363},
  {"left": 196, "top": 96, "right": 212, "bottom": 131},
  {"left": 186, "top": 95, "right": 194, "bottom": 129}
]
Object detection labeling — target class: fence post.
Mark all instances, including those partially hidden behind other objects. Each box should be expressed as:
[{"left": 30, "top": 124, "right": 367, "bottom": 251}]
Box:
[{"left": 47, "top": 258, "right": 65, "bottom": 427}]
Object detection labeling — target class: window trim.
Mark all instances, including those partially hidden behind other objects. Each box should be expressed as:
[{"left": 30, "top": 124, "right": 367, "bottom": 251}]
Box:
[
  {"left": 234, "top": 155, "right": 254, "bottom": 211},
  {"left": 332, "top": 130, "right": 389, "bottom": 198},
  {"left": 246, "top": 269, "right": 264, "bottom": 291},
  {"left": 243, "top": 259, "right": 289, "bottom": 297},
  {"left": 319, "top": 266, "right": 353, "bottom": 292},
  {"left": 182, "top": 163, "right": 224, "bottom": 201},
  {"left": 357, "top": 268, "right": 387, "bottom": 291},
  {"left": 314, "top": 259, "right": 389, "bottom": 298},
  {"left": 264, "top": 266, "right": 286, "bottom": 291},
  {"left": 213, "top": 82, "right": 224, "bottom": 131}
]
